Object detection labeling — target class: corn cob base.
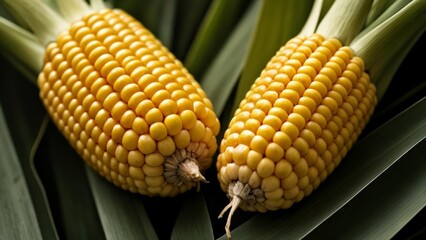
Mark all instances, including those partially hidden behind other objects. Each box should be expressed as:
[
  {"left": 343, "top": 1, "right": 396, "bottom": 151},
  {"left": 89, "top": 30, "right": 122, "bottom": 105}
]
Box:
[
  {"left": 217, "top": 34, "right": 377, "bottom": 235},
  {"left": 37, "top": 9, "right": 220, "bottom": 197}
]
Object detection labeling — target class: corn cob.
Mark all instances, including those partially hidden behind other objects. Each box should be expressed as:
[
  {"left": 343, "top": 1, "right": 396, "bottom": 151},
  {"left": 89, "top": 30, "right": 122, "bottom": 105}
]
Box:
[
  {"left": 31, "top": 7, "right": 220, "bottom": 197},
  {"left": 217, "top": 32, "right": 378, "bottom": 236}
]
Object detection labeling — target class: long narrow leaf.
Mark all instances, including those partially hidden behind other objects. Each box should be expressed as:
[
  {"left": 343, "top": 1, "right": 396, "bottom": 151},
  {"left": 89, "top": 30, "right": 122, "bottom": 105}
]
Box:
[
  {"left": 172, "top": 0, "right": 211, "bottom": 60},
  {"left": 0, "top": 104, "right": 43, "bottom": 240},
  {"left": 35, "top": 124, "right": 105, "bottom": 239},
  {"left": 201, "top": 0, "right": 261, "bottom": 117},
  {"left": 171, "top": 193, "right": 214, "bottom": 240},
  {"left": 0, "top": 56, "right": 58, "bottom": 240},
  {"left": 305, "top": 139, "right": 426, "bottom": 239},
  {"left": 219, "top": 97, "right": 426, "bottom": 239},
  {"left": 184, "top": 0, "right": 251, "bottom": 79},
  {"left": 86, "top": 168, "right": 158, "bottom": 240}
]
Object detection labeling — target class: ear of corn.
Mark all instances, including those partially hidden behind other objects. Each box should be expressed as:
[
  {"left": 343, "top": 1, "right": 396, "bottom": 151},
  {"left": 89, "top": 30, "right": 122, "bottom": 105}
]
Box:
[
  {"left": 217, "top": 33, "right": 377, "bottom": 235},
  {"left": 1, "top": 0, "right": 221, "bottom": 197},
  {"left": 38, "top": 8, "right": 220, "bottom": 196}
]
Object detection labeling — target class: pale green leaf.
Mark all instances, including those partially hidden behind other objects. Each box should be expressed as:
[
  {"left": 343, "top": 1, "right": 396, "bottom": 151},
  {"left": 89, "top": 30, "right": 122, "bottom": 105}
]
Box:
[
  {"left": 35, "top": 124, "right": 105, "bottom": 239},
  {"left": 219, "top": 96, "right": 426, "bottom": 239},
  {"left": 184, "top": 0, "right": 251, "bottom": 79},
  {"left": 172, "top": 0, "right": 211, "bottom": 60},
  {"left": 86, "top": 168, "right": 158, "bottom": 240},
  {"left": 171, "top": 193, "right": 214, "bottom": 240},
  {"left": 234, "top": 0, "right": 313, "bottom": 108},
  {"left": 201, "top": 0, "right": 261, "bottom": 116},
  {"left": 305, "top": 138, "right": 426, "bottom": 239},
  {"left": 0, "top": 103, "right": 43, "bottom": 240},
  {"left": 0, "top": 56, "right": 58, "bottom": 240}
]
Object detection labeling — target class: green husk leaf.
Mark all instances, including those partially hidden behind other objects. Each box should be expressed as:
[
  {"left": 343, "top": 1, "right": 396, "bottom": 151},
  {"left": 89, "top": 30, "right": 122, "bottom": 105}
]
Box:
[
  {"left": 305, "top": 138, "right": 426, "bottom": 239},
  {"left": 351, "top": 0, "right": 426, "bottom": 99},
  {"left": 184, "top": 0, "right": 250, "bottom": 79},
  {"left": 171, "top": 193, "right": 214, "bottom": 240},
  {"left": 172, "top": 0, "right": 211, "bottom": 60},
  {"left": 366, "top": 0, "right": 396, "bottom": 25},
  {"left": 299, "top": 0, "right": 324, "bottom": 35},
  {"left": 86, "top": 168, "right": 158, "bottom": 240},
  {"left": 1, "top": 0, "right": 68, "bottom": 46},
  {"left": 0, "top": 55, "right": 58, "bottom": 240},
  {"left": 201, "top": 0, "right": 261, "bottom": 117},
  {"left": 219, "top": 96, "right": 426, "bottom": 239},
  {"left": 0, "top": 103, "right": 43, "bottom": 240},
  {"left": 0, "top": 17, "right": 44, "bottom": 74},
  {"left": 35, "top": 124, "right": 105, "bottom": 239},
  {"left": 90, "top": 0, "right": 108, "bottom": 11},
  {"left": 156, "top": 0, "right": 176, "bottom": 49},
  {"left": 233, "top": 0, "right": 313, "bottom": 109},
  {"left": 316, "top": 0, "right": 373, "bottom": 44},
  {"left": 54, "top": 0, "right": 91, "bottom": 23}
]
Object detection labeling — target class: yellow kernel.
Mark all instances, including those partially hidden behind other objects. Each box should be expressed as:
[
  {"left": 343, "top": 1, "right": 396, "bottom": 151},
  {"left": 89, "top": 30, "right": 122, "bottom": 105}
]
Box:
[
  {"left": 275, "top": 159, "right": 292, "bottom": 178},
  {"left": 157, "top": 136, "right": 176, "bottom": 156},
  {"left": 280, "top": 89, "right": 300, "bottom": 105},
  {"left": 238, "top": 165, "right": 253, "bottom": 183},
  {"left": 143, "top": 164, "right": 164, "bottom": 177},
  {"left": 163, "top": 114, "right": 182, "bottom": 136},
  {"left": 132, "top": 117, "right": 148, "bottom": 134},
  {"left": 293, "top": 73, "right": 312, "bottom": 89},
  {"left": 281, "top": 172, "right": 298, "bottom": 189},
  {"left": 273, "top": 131, "right": 292, "bottom": 150},
  {"left": 135, "top": 99, "right": 155, "bottom": 117},
  {"left": 281, "top": 122, "right": 299, "bottom": 140},
  {"left": 117, "top": 107, "right": 135, "bottom": 126},
  {"left": 120, "top": 83, "right": 140, "bottom": 102},
  {"left": 247, "top": 150, "right": 263, "bottom": 170},
  {"left": 103, "top": 92, "right": 120, "bottom": 111},
  {"left": 265, "top": 142, "right": 284, "bottom": 162},
  {"left": 145, "top": 152, "right": 164, "bottom": 167},
  {"left": 115, "top": 145, "right": 128, "bottom": 163},
  {"left": 173, "top": 130, "right": 190, "bottom": 149},
  {"left": 311, "top": 112, "right": 327, "bottom": 129},
  {"left": 180, "top": 110, "right": 197, "bottom": 130},
  {"left": 145, "top": 108, "right": 163, "bottom": 125},
  {"left": 304, "top": 58, "right": 322, "bottom": 73},
  {"left": 113, "top": 75, "right": 133, "bottom": 92},
  {"left": 244, "top": 118, "right": 261, "bottom": 133},
  {"left": 303, "top": 88, "right": 322, "bottom": 106},
  {"left": 286, "top": 81, "right": 305, "bottom": 97},
  {"left": 129, "top": 167, "right": 144, "bottom": 180},
  {"left": 111, "top": 101, "right": 128, "bottom": 120},
  {"left": 151, "top": 89, "right": 171, "bottom": 107},
  {"left": 149, "top": 122, "right": 167, "bottom": 141},
  {"left": 232, "top": 144, "right": 250, "bottom": 165},
  {"left": 261, "top": 175, "right": 280, "bottom": 192},
  {"left": 309, "top": 81, "right": 328, "bottom": 97},
  {"left": 158, "top": 99, "right": 178, "bottom": 116},
  {"left": 314, "top": 73, "right": 332, "bottom": 90},
  {"left": 128, "top": 150, "right": 144, "bottom": 167},
  {"left": 274, "top": 98, "right": 293, "bottom": 114},
  {"left": 144, "top": 82, "right": 164, "bottom": 99},
  {"left": 294, "top": 158, "right": 309, "bottom": 177},
  {"left": 257, "top": 158, "right": 275, "bottom": 178},
  {"left": 293, "top": 137, "right": 309, "bottom": 156},
  {"left": 285, "top": 146, "right": 300, "bottom": 165},
  {"left": 138, "top": 134, "right": 156, "bottom": 154},
  {"left": 256, "top": 125, "right": 276, "bottom": 141},
  {"left": 250, "top": 135, "right": 269, "bottom": 155},
  {"left": 263, "top": 115, "right": 282, "bottom": 131},
  {"left": 120, "top": 129, "right": 139, "bottom": 150},
  {"left": 189, "top": 120, "right": 206, "bottom": 142},
  {"left": 314, "top": 138, "right": 327, "bottom": 155}
]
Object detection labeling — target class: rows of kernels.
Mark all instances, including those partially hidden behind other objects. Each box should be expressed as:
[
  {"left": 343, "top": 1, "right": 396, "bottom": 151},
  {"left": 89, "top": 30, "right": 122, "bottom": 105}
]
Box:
[
  {"left": 38, "top": 9, "right": 220, "bottom": 196},
  {"left": 217, "top": 34, "right": 377, "bottom": 210}
]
